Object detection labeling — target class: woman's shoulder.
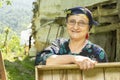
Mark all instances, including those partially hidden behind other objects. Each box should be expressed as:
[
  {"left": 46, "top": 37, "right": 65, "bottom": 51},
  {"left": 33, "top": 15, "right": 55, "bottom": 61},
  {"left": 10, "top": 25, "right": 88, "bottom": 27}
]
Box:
[
  {"left": 45, "top": 38, "right": 68, "bottom": 50},
  {"left": 52, "top": 38, "right": 69, "bottom": 45},
  {"left": 86, "top": 40, "right": 108, "bottom": 62}
]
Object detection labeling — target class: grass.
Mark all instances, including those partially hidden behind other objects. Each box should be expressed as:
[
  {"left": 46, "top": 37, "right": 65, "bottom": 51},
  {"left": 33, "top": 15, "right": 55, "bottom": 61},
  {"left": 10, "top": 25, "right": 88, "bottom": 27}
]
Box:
[{"left": 3, "top": 54, "right": 35, "bottom": 80}]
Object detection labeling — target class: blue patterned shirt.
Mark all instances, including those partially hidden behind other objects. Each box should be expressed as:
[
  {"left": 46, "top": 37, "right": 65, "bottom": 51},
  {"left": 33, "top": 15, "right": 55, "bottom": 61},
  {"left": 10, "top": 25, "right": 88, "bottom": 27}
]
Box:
[{"left": 35, "top": 38, "right": 108, "bottom": 65}]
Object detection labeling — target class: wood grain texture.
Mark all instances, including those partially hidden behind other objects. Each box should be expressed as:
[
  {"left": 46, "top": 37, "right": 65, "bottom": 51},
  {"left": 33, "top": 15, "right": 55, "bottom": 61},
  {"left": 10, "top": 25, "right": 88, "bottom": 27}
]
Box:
[
  {"left": 116, "top": 29, "right": 120, "bottom": 61},
  {"left": 0, "top": 52, "right": 7, "bottom": 80},
  {"left": 52, "top": 70, "right": 68, "bottom": 80},
  {"left": 36, "top": 62, "right": 120, "bottom": 70},
  {"left": 67, "top": 69, "right": 82, "bottom": 80},
  {"left": 90, "top": 23, "right": 120, "bottom": 34},
  {"left": 42, "top": 70, "right": 52, "bottom": 80},
  {"left": 52, "top": 70, "right": 60, "bottom": 80},
  {"left": 105, "top": 68, "right": 120, "bottom": 80},
  {"left": 36, "top": 62, "right": 120, "bottom": 80},
  {"left": 83, "top": 68, "right": 104, "bottom": 80}
]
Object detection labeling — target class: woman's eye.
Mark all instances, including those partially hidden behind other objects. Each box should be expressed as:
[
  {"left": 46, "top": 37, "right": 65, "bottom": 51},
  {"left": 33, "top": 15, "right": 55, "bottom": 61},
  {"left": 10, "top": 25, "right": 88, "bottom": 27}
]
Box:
[
  {"left": 78, "top": 22, "right": 86, "bottom": 24},
  {"left": 69, "top": 20, "right": 76, "bottom": 23}
]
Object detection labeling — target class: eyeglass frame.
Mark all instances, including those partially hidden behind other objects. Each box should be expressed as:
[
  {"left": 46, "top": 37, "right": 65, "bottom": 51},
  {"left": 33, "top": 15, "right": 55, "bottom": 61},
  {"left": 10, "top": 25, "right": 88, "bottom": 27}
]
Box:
[{"left": 67, "top": 19, "right": 89, "bottom": 27}]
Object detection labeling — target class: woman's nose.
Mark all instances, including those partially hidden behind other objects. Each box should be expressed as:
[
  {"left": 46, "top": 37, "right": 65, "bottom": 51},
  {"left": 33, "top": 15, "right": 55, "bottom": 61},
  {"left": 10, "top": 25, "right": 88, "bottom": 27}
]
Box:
[{"left": 73, "top": 23, "right": 79, "bottom": 29}]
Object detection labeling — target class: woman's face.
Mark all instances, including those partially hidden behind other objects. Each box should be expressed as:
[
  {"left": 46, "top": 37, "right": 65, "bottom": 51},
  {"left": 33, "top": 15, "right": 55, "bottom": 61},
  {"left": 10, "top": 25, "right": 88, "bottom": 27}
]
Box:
[{"left": 66, "top": 14, "right": 89, "bottom": 40}]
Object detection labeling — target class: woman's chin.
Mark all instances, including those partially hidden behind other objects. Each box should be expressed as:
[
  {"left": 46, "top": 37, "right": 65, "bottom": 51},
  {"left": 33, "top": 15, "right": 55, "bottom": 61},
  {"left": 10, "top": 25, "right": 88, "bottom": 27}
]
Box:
[{"left": 70, "top": 36, "right": 81, "bottom": 40}]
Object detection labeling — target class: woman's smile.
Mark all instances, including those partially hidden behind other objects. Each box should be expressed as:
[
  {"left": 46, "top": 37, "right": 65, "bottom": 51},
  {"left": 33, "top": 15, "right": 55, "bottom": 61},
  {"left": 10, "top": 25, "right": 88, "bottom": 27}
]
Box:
[{"left": 71, "top": 29, "right": 81, "bottom": 32}]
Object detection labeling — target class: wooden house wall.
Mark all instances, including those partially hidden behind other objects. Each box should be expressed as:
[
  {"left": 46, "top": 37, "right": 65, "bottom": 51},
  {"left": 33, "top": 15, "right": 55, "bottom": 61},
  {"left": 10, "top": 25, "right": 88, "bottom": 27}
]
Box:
[{"left": 31, "top": 0, "right": 120, "bottom": 62}]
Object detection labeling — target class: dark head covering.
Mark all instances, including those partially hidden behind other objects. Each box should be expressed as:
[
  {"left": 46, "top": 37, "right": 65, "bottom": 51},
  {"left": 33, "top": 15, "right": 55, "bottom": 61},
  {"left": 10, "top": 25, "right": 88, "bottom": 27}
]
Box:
[{"left": 65, "top": 7, "right": 98, "bottom": 29}]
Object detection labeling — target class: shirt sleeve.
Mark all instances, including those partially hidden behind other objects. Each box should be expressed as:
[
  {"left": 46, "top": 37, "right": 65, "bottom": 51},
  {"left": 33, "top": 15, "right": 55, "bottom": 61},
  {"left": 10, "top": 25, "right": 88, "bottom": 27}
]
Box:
[
  {"left": 35, "top": 39, "right": 61, "bottom": 65},
  {"left": 93, "top": 45, "right": 108, "bottom": 62},
  {"left": 98, "top": 50, "right": 108, "bottom": 62}
]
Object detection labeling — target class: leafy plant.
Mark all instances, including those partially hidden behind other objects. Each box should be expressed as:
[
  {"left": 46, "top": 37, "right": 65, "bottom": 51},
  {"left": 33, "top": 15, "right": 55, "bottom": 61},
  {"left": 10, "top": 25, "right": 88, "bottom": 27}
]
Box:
[
  {"left": 1, "top": 27, "right": 35, "bottom": 80},
  {"left": 0, "top": 0, "right": 12, "bottom": 7}
]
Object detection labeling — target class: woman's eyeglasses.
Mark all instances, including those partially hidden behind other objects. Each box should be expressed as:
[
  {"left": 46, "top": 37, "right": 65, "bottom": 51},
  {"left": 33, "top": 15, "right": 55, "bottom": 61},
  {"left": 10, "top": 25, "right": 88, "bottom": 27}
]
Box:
[{"left": 67, "top": 19, "right": 89, "bottom": 27}]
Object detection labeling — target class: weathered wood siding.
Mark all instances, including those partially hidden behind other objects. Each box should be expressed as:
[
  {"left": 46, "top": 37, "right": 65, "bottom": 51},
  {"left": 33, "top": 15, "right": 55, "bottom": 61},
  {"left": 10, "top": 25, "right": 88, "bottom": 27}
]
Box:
[
  {"left": 87, "top": 0, "right": 120, "bottom": 62},
  {"left": 36, "top": 0, "right": 109, "bottom": 19},
  {"left": 31, "top": 0, "right": 120, "bottom": 62}
]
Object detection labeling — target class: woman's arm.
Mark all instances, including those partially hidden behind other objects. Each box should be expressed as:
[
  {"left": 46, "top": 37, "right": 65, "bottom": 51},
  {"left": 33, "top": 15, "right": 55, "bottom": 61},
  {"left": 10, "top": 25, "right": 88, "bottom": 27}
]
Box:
[
  {"left": 46, "top": 55, "right": 75, "bottom": 65},
  {"left": 35, "top": 38, "right": 68, "bottom": 65},
  {"left": 46, "top": 55, "right": 96, "bottom": 70}
]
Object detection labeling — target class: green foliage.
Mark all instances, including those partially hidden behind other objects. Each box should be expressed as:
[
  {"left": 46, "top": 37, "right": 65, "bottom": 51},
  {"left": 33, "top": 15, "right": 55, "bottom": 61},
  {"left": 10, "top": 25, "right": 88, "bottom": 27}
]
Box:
[
  {"left": 0, "top": 27, "right": 24, "bottom": 55},
  {"left": 0, "top": 0, "right": 35, "bottom": 79},
  {"left": 4, "top": 56, "right": 35, "bottom": 80},
  {"left": 1, "top": 27, "right": 35, "bottom": 80},
  {"left": 0, "top": 2, "right": 2, "bottom": 7},
  {"left": 6, "top": 0, "right": 12, "bottom": 5},
  {"left": 0, "top": 0, "right": 12, "bottom": 7}
]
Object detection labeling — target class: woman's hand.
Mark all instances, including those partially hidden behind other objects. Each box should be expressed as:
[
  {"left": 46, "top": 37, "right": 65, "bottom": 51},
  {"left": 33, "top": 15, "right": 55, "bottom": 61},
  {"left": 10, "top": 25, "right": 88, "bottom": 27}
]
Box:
[{"left": 74, "top": 56, "right": 97, "bottom": 70}]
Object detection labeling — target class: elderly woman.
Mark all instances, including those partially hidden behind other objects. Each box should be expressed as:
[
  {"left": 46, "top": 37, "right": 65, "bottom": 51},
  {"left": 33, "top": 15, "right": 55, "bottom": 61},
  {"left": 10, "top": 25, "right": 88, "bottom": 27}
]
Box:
[{"left": 35, "top": 7, "right": 108, "bottom": 70}]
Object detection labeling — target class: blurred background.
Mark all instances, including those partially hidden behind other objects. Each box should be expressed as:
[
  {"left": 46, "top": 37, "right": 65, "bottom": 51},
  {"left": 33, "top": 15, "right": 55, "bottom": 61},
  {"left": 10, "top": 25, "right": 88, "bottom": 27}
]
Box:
[{"left": 0, "top": 0, "right": 120, "bottom": 80}]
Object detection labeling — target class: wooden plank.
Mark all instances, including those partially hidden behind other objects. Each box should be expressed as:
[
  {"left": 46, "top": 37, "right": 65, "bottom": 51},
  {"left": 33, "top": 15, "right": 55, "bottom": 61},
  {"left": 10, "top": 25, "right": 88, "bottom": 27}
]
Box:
[
  {"left": 59, "top": 70, "right": 68, "bottom": 80},
  {"left": 67, "top": 69, "right": 82, "bottom": 80},
  {"left": 52, "top": 69, "right": 68, "bottom": 80},
  {"left": 47, "top": 24, "right": 60, "bottom": 42},
  {"left": 37, "top": 69, "right": 82, "bottom": 80},
  {"left": 83, "top": 68, "right": 104, "bottom": 80},
  {"left": 42, "top": 70, "right": 53, "bottom": 80},
  {"left": 52, "top": 70, "right": 60, "bottom": 80},
  {"left": 88, "top": 0, "right": 117, "bottom": 17},
  {"left": 116, "top": 29, "right": 120, "bottom": 61},
  {"left": 98, "top": 16, "right": 119, "bottom": 24},
  {"left": 38, "top": 70, "right": 43, "bottom": 80},
  {"left": 0, "top": 75, "right": 1, "bottom": 80},
  {"left": 35, "top": 68, "right": 52, "bottom": 80},
  {"left": 87, "top": 0, "right": 116, "bottom": 8},
  {"left": 35, "top": 63, "right": 120, "bottom": 80},
  {"left": 36, "top": 62, "right": 120, "bottom": 70},
  {"left": 35, "top": 67, "right": 39, "bottom": 80},
  {"left": 117, "top": 0, "right": 120, "bottom": 19},
  {"left": 0, "top": 52, "right": 7, "bottom": 80},
  {"left": 52, "top": 70, "right": 68, "bottom": 80},
  {"left": 90, "top": 23, "right": 120, "bottom": 34},
  {"left": 93, "top": 8, "right": 118, "bottom": 17},
  {"left": 105, "top": 68, "right": 120, "bottom": 80},
  {"left": 35, "top": 25, "right": 51, "bottom": 51}
]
